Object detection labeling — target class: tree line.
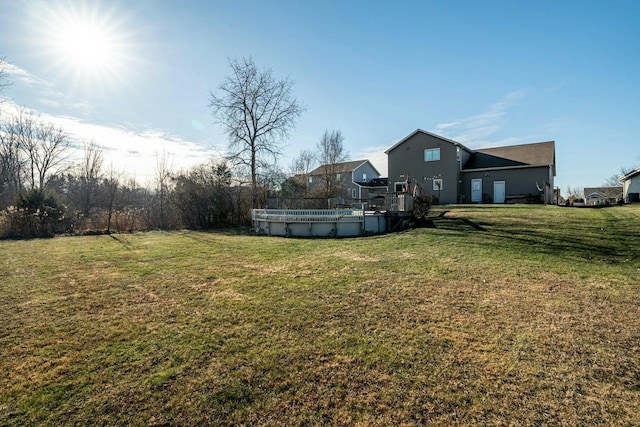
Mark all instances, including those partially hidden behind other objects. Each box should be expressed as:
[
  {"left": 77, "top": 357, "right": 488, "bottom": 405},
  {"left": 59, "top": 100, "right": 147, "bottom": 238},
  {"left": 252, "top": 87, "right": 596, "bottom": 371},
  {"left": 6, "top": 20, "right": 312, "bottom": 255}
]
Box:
[
  {"left": 0, "top": 108, "right": 265, "bottom": 238},
  {"left": 0, "top": 56, "right": 351, "bottom": 238}
]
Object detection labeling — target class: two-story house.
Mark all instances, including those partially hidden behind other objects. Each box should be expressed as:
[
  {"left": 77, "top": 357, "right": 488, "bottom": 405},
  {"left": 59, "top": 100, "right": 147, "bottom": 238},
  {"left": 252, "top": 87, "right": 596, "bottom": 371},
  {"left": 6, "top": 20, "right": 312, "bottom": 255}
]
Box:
[
  {"left": 386, "top": 129, "right": 556, "bottom": 204},
  {"left": 306, "top": 159, "right": 381, "bottom": 201}
]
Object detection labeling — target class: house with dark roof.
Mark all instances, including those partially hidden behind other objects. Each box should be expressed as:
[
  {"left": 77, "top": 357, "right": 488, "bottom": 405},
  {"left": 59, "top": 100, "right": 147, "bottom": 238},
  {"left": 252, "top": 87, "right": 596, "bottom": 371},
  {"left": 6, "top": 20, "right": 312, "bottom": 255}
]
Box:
[
  {"left": 386, "top": 129, "right": 556, "bottom": 204},
  {"left": 620, "top": 167, "right": 640, "bottom": 203},
  {"left": 305, "top": 159, "right": 381, "bottom": 201}
]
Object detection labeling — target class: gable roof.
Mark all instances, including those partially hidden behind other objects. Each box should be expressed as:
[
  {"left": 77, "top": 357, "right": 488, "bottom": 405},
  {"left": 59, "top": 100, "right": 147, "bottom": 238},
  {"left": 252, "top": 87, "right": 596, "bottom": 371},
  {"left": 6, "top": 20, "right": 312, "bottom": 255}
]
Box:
[
  {"left": 385, "top": 129, "right": 473, "bottom": 154},
  {"left": 584, "top": 187, "right": 623, "bottom": 199},
  {"left": 308, "top": 159, "right": 380, "bottom": 177},
  {"left": 620, "top": 167, "right": 640, "bottom": 181},
  {"left": 463, "top": 141, "right": 556, "bottom": 175}
]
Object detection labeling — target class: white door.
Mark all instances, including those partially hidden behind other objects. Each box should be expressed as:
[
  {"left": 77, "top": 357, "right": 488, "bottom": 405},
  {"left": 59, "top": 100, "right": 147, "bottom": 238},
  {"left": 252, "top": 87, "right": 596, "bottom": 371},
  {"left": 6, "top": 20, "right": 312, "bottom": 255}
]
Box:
[
  {"left": 471, "top": 179, "right": 482, "bottom": 203},
  {"left": 494, "top": 181, "right": 506, "bottom": 203}
]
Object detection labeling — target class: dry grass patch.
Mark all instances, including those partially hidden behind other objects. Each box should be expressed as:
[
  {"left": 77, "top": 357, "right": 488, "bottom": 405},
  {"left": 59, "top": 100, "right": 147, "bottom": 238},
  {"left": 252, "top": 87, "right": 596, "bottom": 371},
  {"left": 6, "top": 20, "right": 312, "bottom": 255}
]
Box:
[{"left": 1, "top": 205, "right": 640, "bottom": 425}]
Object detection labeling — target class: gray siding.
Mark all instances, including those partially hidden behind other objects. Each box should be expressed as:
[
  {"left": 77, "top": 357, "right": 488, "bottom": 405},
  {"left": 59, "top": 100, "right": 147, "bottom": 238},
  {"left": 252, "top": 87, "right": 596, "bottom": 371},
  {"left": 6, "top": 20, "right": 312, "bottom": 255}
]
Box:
[
  {"left": 387, "top": 132, "right": 461, "bottom": 204},
  {"left": 353, "top": 162, "right": 380, "bottom": 184},
  {"left": 461, "top": 166, "right": 552, "bottom": 203}
]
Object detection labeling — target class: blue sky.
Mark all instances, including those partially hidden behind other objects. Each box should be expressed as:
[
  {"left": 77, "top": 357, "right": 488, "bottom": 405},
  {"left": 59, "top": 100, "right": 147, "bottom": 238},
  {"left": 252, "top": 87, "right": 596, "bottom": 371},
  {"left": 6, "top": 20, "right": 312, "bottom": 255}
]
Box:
[{"left": 1, "top": 0, "right": 639, "bottom": 191}]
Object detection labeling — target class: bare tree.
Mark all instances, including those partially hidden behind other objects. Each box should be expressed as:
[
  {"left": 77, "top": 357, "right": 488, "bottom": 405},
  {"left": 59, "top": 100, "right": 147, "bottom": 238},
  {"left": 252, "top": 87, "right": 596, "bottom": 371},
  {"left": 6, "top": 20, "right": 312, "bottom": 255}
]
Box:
[
  {"left": 0, "top": 119, "right": 24, "bottom": 208},
  {"left": 8, "top": 110, "right": 70, "bottom": 192},
  {"left": 103, "top": 165, "right": 120, "bottom": 234},
  {"left": 604, "top": 165, "right": 638, "bottom": 187},
  {"left": 78, "top": 140, "right": 103, "bottom": 215},
  {"left": 291, "top": 149, "right": 316, "bottom": 176},
  {"left": 154, "top": 151, "right": 174, "bottom": 229},
  {"left": 209, "top": 57, "right": 305, "bottom": 208},
  {"left": 563, "top": 186, "right": 583, "bottom": 204},
  {"left": 285, "top": 149, "right": 316, "bottom": 196},
  {"left": 316, "top": 129, "right": 348, "bottom": 198}
]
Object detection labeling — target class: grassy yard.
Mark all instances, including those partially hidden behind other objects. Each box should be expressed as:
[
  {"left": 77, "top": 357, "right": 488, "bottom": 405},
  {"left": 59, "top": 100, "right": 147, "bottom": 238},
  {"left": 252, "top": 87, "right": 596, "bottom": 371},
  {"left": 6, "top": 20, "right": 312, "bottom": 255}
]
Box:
[{"left": 1, "top": 204, "right": 639, "bottom": 425}]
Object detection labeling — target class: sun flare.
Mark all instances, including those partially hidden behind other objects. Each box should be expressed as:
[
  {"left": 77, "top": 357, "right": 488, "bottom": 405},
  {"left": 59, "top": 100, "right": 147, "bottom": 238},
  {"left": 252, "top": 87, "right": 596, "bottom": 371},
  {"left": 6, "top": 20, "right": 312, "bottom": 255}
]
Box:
[
  {"left": 36, "top": 2, "right": 137, "bottom": 92},
  {"left": 57, "top": 22, "right": 116, "bottom": 71}
]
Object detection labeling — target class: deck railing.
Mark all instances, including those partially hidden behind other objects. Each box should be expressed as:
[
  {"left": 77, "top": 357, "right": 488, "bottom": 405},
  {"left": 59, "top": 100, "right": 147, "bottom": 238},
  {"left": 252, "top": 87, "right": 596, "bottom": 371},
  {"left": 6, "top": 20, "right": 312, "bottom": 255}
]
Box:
[{"left": 252, "top": 209, "right": 364, "bottom": 223}]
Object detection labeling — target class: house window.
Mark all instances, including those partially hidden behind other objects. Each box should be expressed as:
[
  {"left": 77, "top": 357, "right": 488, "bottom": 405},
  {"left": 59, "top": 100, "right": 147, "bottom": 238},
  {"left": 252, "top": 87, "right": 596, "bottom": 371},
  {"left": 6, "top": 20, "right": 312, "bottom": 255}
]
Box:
[
  {"left": 362, "top": 173, "right": 367, "bottom": 181},
  {"left": 394, "top": 182, "right": 405, "bottom": 192},
  {"left": 308, "top": 176, "right": 313, "bottom": 184},
  {"left": 336, "top": 173, "right": 341, "bottom": 181},
  {"left": 424, "top": 148, "right": 440, "bottom": 162},
  {"left": 351, "top": 188, "right": 357, "bottom": 198},
  {"left": 433, "top": 179, "right": 443, "bottom": 191}
]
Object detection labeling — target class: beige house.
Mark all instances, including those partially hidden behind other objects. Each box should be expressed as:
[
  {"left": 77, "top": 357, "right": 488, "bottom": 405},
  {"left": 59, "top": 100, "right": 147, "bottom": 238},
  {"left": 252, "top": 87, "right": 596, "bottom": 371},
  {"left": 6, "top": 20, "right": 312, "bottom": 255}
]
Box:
[{"left": 583, "top": 187, "right": 623, "bottom": 205}]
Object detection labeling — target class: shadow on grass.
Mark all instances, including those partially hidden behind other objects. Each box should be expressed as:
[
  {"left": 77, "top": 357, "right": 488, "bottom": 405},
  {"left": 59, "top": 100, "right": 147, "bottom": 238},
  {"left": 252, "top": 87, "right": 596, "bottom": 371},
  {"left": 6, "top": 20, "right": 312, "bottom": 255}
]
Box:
[
  {"left": 429, "top": 212, "right": 487, "bottom": 232},
  {"left": 429, "top": 209, "right": 640, "bottom": 265},
  {"left": 109, "top": 234, "right": 134, "bottom": 250}
]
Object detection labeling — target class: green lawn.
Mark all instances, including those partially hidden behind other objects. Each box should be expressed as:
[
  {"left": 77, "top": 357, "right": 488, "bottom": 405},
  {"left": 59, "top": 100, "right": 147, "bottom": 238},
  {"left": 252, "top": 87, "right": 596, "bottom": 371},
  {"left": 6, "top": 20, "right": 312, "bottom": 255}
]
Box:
[{"left": 1, "top": 205, "right": 639, "bottom": 425}]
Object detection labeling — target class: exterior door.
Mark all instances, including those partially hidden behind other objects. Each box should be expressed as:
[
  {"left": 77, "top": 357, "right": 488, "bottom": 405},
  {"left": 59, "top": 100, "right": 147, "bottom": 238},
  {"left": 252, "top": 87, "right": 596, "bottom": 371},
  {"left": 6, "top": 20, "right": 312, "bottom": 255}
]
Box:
[
  {"left": 471, "top": 179, "right": 482, "bottom": 203},
  {"left": 494, "top": 181, "right": 506, "bottom": 203}
]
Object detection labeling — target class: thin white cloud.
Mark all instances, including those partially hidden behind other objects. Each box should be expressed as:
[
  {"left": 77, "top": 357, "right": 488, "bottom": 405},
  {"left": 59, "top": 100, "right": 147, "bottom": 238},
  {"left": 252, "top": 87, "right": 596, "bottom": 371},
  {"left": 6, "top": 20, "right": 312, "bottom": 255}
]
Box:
[
  {"left": 39, "top": 98, "right": 61, "bottom": 108},
  {"left": 355, "top": 144, "right": 388, "bottom": 177},
  {"left": 1, "top": 98, "right": 221, "bottom": 185},
  {"left": 2, "top": 61, "right": 95, "bottom": 115},
  {"left": 434, "top": 90, "right": 527, "bottom": 147},
  {"left": 2, "top": 62, "right": 53, "bottom": 88}
]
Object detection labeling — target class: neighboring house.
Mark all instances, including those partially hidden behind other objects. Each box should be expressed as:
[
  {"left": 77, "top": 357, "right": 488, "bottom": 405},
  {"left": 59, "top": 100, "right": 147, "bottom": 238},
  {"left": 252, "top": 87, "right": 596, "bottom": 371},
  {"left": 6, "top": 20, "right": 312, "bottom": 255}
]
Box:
[
  {"left": 620, "top": 167, "right": 640, "bottom": 203},
  {"left": 583, "top": 187, "right": 623, "bottom": 205},
  {"left": 306, "top": 159, "right": 381, "bottom": 201},
  {"left": 386, "top": 129, "right": 556, "bottom": 204}
]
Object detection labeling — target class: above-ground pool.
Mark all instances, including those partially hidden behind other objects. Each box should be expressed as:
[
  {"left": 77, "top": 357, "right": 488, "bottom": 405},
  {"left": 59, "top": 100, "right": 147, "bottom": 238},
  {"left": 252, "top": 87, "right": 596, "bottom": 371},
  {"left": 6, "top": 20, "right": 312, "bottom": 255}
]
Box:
[{"left": 252, "top": 209, "right": 388, "bottom": 237}]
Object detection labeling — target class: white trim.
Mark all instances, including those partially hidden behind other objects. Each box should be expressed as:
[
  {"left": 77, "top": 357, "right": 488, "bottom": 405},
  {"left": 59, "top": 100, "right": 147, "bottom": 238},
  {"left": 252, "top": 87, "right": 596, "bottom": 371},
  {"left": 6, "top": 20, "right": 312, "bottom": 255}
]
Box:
[
  {"left": 462, "top": 163, "right": 554, "bottom": 173},
  {"left": 385, "top": 128, "right": 474, "bottom": 154},
  {"left": 424, "top": 148, "right": 441, "bottom": 162},
  {"left": 493, "top": 181, "right": 506, "bottom": 203},
  {"left": 471, "top": 178, "right": 482, "bottom": 203}
]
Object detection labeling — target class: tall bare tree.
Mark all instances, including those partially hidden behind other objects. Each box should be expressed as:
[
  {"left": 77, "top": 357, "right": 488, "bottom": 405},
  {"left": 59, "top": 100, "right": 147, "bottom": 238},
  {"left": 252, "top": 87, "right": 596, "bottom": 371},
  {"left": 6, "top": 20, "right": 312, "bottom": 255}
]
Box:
[
  {"left": 78, "top": 140, "right": 103, "bottom": 215},
  {"left": 154, "top": 151, "right": 174, "bottom": 229},
  {"left": 8, "top": 110, "right": 70, "bottom": 192},
  {"left": 0, "top": 119, "right": 23, "bottom": 208},
  {"left": 103, "top": 165, "right": 121, "bottom": 234},
  {"left": 286, "top": 149, "right": 316, "bottom": 196},
  {"left": 316, "top": 129, "right": 348, "bottom": 198},
  {"left": 291, "top": 149, "right": 316, "bottom": 176},
  {"left": 208, "top": 57, "right": 305, "bottom": 208}
]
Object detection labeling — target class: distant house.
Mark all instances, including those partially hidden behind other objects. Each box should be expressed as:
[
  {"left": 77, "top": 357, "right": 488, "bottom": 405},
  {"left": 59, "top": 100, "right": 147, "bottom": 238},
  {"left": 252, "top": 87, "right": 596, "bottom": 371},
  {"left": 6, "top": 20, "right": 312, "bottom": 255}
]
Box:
[
  {"left": 620, "top": 167, "right": 640, "bottom": 203},
  {"left": 583, "top": 187, "right": 623, "bottom": 205},
  {"left": 306, "top": 159, "right": 381, "bottom": 201},
  {"left": 386, "top": 129, "right": 556, "bottom": 204}
]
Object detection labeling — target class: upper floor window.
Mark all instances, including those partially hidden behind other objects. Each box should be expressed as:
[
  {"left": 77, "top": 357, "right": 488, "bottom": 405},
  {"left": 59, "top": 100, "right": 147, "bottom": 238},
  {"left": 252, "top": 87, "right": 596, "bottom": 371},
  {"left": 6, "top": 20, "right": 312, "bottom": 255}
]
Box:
[
  {"left": 425, "top": 148, "right": 440, "bottom": 162},
  {"left": 308, "top": 176, "right": 313, "bottom": 184},
  {"left": 336, "top": 173, "right": 341, "bottom": 181},
  {"left": 362, "top": 173, "right": 367, "bottom": 181}
]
